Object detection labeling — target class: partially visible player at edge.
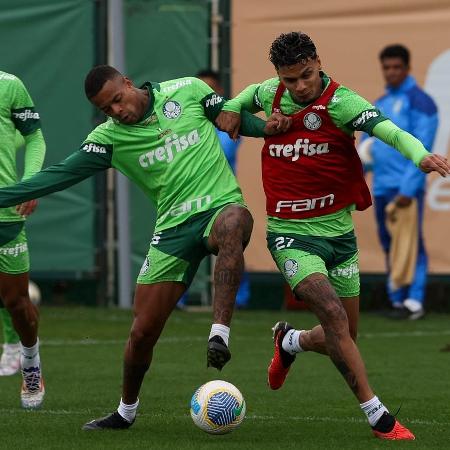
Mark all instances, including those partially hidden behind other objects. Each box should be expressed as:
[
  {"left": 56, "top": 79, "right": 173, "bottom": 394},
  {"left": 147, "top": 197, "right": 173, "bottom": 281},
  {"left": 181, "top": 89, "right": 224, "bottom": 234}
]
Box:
[
  {"left": 0, "top": 70, "right": 46, "bottom": 408},
  {"left": 219, "top": 32, "right": 449, "bottom": 440},
  {"left": 0, "top": 65, "right": 289, "bottom": 430}
]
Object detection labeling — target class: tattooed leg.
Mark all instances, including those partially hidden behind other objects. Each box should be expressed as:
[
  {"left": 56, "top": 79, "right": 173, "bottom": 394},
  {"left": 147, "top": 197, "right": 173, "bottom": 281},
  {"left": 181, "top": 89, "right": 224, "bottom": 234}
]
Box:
[
  {"left": 299, "top": 296, "right": 359, "bottom": 354},
  {"left": 208, "top": 205, "right": 253, "bottom": 326},
  {"left": 294, "top": 273, "right": 373, "bottom": 402}
]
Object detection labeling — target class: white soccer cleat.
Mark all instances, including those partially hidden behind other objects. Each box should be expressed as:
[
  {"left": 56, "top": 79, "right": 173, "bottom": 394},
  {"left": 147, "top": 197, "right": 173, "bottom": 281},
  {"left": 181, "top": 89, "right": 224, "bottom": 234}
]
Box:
[
  {"left": 0, "top": 343, "right": 21, "bottom": 376},
  {"left": 21, "top": 365, "right": 45, "bottom": 409}
]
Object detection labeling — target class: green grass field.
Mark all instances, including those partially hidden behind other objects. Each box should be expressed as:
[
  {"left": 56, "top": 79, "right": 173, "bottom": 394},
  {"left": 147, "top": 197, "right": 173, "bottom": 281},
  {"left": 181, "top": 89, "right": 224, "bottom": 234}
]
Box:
[{"left": 1, "top": 307, "right": 449, "bottom": 449}]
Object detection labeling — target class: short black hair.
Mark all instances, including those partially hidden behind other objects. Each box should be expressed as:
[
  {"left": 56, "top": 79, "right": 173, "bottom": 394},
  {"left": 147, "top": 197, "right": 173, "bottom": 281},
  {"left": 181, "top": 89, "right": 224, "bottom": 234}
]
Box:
[
  {"left": 85, "top": 65, "right": 122, "bottom": 99},
  {"left": 269, "top": 32, "right": 317, "bottom": 69},
  {"left": 196, "top": 69, "right": 220, "bottom": 82},
  {"left": 379, "top": 44, "right": 410, "bottom": 66}
]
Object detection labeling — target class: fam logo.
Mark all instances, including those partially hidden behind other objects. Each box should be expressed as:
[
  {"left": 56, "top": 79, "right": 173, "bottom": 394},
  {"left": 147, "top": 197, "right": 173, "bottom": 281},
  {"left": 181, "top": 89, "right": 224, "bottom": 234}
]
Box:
[
  {"left": 303, "top": 112, "right": 321, "bottom": 130},
  {"left": 160, "top": 195, "right": 212, "bottom": 221},
  {"left": 276, "top": 194, "right": 335, "bottom": 213},
  {"left": 284, "top": 259, "right": 298, "bottom": 278},
  {"left": 162, "top": 101, "right": 182, "bottom": 119}
]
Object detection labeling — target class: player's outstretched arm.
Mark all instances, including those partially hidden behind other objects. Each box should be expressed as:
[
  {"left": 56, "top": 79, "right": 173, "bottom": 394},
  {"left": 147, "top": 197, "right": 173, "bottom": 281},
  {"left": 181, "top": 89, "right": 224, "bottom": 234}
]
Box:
[
  {"left": 0, "top": 149, "right": 111, "bottom": 208},
  {"left": 372, "top": 120, "right": 449, "bottom": 177},
  {"left": 215, "top": 110, "right": 292, "bottom": 140}
]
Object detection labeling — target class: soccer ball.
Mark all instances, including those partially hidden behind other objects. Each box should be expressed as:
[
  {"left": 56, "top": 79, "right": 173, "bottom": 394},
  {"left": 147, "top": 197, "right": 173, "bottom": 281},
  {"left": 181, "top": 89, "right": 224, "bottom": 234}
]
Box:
[
  {"left": 190, "top": 380, "right": 246, "bottom": 434},
  {"left": 28, "top": 280, "right": 41, "bottom": 306}
]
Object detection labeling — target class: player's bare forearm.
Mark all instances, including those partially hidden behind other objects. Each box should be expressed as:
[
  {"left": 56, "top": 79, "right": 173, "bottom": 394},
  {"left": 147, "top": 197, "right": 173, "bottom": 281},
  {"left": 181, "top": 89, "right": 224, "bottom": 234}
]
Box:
[{"left": 215, "top": 111, "right": 241, "bottom": 140}]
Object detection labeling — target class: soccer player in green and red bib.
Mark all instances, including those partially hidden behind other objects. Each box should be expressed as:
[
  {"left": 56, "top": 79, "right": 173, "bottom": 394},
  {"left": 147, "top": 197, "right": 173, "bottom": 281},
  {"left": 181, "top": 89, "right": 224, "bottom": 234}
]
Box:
[
  {"left": 0, "top": 65, "right": 288, "bottom": 430},
  {"left": 0, "top": 70, "right": 46, "bottom": 408},
  {"left": 220, "top": 32, "right": 449, "bottom": 440}
]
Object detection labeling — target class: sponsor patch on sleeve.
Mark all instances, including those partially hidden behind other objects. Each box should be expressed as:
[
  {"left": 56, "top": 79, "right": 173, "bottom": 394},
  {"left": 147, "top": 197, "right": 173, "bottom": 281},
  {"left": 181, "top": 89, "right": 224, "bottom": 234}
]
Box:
[
  {"left": 348, "top": 108, "right": 385, "bottom": 133},
  {"left": 11, "top": 107, "right": 41, "bottom": 135},
  {"left": 201, "top": 92, "right": 225, "bottom": 121},
  {"left": 80, "top": 142, "right": 112, "bottom": 154}
]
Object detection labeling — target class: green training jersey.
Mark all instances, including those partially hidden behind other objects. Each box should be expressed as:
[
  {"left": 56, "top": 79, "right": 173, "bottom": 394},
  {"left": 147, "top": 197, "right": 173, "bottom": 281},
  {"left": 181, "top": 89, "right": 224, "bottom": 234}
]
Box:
[
  {"left": 224, "top": 73, "right": 386, "bottom": 136},
  {"left": 0, "top": 71, "right": 42, "bottom": 221},
  {"left": 85, "top": 77, "right": 246, "bottom": 231},
  {"left": 224, "top": 73, "right": 387, "bottom": 237},
  {"left": 0, "top": 77, "right": 265, "bottom": 232}
]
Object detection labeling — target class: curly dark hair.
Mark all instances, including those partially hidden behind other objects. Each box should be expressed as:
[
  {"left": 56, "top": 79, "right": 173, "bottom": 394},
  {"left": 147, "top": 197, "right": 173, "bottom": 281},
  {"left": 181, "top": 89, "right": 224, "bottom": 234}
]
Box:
[{"left": 269, "top": 32, "right": 317, "bottom": 69}]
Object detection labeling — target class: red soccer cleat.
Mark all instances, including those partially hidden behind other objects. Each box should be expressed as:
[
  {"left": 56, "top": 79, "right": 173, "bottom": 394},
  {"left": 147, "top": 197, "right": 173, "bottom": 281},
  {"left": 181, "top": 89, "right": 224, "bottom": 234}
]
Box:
[
  {"left": 373, "top": 419, "right": 415, "bottom": 440},
  {"left": 267, "top": 321, "right": 296, "bottom": 390}
]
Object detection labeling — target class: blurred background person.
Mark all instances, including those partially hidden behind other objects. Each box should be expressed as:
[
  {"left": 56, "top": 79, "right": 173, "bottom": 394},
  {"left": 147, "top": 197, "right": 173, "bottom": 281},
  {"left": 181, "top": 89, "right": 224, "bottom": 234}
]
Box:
[
  {"left": 177, "top": 69, "right": 250, "bottom": 310},
  {"left": 0, "top": 70, "right": 46, "bottom": 408},
  {"left": 360, "top": 45, "right": 438, "bottom": 320}
]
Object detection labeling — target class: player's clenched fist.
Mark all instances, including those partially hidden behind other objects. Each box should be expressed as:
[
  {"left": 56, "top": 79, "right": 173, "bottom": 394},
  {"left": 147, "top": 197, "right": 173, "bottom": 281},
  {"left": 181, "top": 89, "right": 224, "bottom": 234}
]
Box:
[{"left": 264, "top": 112, "right": 292, "bottom": 135}]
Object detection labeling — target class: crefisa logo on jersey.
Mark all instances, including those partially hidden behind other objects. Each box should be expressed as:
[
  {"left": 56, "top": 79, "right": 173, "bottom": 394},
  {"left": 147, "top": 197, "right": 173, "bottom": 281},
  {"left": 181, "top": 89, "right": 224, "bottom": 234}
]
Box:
[
  {"left": 303, "top": 112, "right": 321, "bottom": 130},
  {"left": 162, "top": 101, "right": 182, "bottom": 119}
]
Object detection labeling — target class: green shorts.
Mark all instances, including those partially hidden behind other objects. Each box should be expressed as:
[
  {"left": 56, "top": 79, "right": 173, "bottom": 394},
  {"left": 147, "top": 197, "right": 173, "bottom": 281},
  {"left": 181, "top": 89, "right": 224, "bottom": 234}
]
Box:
[
  {"left": 0, "top": 222, "right": 29, "bottom": 275},
  {"left": 137, "top": 204, "right": 244, "bottom": 287},
  {"left": 267, "top": 230, "right": 360, "bottom": 298}
]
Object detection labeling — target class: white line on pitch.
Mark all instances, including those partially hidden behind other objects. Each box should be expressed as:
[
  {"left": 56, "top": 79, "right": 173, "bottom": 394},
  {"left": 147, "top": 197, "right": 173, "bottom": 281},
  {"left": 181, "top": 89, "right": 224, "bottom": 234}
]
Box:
[
  {"left": 39, "top": 328, "right": 450, "bottom": 347},
  {"left": 0, "top": 409, "right": 447, "bottom": 427}
]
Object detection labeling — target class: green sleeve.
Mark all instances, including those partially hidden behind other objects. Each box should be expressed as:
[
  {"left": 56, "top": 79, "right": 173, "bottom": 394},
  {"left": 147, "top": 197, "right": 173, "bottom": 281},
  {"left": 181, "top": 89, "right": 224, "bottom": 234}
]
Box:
[
  {"left": 14, "top": 130, "right": 25, "bottom": 149},
  {"left": 239, "top": 110, "right": 265, "bottom": 137},
  {"left": 192, "top": 77, "right": 225, "bottom": 122},
  {"left": 0, "top": 148, "right": 112, "bottom": 208},
  {"left": 10, "top": 76, "right": 41, "bottom": 136},
  {"left": 372, "top": 120, "right": 429, "bottom": 166},
  {"left": 329, "top": 86, "right": 387, "bottom": 135},
  {"left": 223, "top": 84, "right": 263, "bottom": 114},
  {"left": 22, "top": 129, "right": 46, "bottom": 180},
  {"left": 193, "top": 77, "right": 265, "bottom": 137}
]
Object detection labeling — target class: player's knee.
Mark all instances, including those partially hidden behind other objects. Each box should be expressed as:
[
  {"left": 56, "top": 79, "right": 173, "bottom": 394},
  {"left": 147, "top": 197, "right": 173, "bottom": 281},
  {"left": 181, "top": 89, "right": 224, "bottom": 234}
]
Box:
[
  {"left": 129, "top": 323, "right": 160, "bottom": 349},
  {"left": 321, "top": 302, "right": 349, "bottom": 334},
  {"left": 4, "top": 294, "right": 30, "bottom": 317},
  {"left": 223, "top": 207, "right": 253, "bottom": 243}
]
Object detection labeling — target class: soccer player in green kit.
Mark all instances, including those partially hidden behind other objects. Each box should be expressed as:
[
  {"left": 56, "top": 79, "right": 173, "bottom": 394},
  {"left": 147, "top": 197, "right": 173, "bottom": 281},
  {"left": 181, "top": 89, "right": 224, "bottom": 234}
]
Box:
[
  {"left": 0, "top": 65, "right": 288, "bottom": 429},
  {"left": 0, "top": 70, "right": 46, "bottom": 408},
  {"left": 220, "top": 32, "right": 449, "bottom": 440}
]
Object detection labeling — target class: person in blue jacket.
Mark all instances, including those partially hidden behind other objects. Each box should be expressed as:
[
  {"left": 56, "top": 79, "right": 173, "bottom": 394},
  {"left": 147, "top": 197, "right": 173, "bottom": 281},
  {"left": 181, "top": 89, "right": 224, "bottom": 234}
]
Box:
[
  {"left": 177, "top": 70, "right": 250, "bottom": 309},
  {"left": 365, "top": 44, "right": 438, "bottom": 319}
]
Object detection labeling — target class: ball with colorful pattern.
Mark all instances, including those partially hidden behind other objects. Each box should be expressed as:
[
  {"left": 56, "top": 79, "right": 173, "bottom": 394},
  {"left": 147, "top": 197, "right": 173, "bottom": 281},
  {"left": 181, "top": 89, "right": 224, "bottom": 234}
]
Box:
[{"left": 190, "top": 380, "right": 246, "bottom": 434}]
